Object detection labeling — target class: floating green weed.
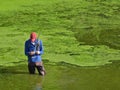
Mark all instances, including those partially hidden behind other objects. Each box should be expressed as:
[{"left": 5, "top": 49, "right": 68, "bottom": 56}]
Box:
[{"left": 0, "top": 0, "right": 120, "bottom": 66}]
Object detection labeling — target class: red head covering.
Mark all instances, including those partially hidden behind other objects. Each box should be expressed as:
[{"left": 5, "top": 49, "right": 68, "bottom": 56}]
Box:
[{"left": 30, "top": 32, "right": 37, "bottom": 42}]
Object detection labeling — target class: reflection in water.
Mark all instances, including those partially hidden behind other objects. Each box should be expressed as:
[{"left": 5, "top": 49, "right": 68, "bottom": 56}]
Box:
[
  {"left": 34, "top": 83, "right": 42, "bottom": 90},
  {"left": 33, "top": 76, "right": 44, "bottom": 90},
  {"left": 34, "top": 82, "right": 42, "bottom": 90},
  {"left": 0, "top": 61, "right": 120, "bottom": 90}
]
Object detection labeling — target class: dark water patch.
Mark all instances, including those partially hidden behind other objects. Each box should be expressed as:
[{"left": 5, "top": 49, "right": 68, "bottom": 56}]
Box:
[
  {"left": 104, "top": 60, "right": 120, "bottom": 68},
  {"left": 69, "top": 53, "right": 80, "bottom": 56},
  {"left": 0, "top": 47, "right": 16, "bottom": 55},
  {"left": 97, "top": 13, "right": 110, "bottom": 18},
  {"left": 42, "top": 59, "right": 50, "bottom": 63},
  {"left": 100, "top": 29, "right": 120, "bottom": 49},
  {"left": 19, "top": 6, "right": 48, "bottom": 16},
  {"left": 47, "top": 32, "right": 70, "bottom": 37},
  {"left": 6, "top": 33, "right": 23, "bottom": 37},
  {"left": 0, "top": 21, "right": 13, "bottom": 27},
  {"left": 0, "top": 14, "right": 14, "bottom": 27},
  {"left": 83, "top": 26, "right": 94, "bottom": 30},
  {"left": 0, "top": 64, "right": 28, "bottom": 75},
  {"left": 55, "top": 61, "right": 80, "bottom": 68},
  {"left": 73, "top": 25, "right": 120, "bottom": 49},
  {"left": 9, "top": 60, "right": 26, "bottom": 64}
]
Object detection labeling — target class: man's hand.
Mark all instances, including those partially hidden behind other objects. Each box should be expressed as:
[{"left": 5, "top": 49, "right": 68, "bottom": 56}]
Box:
[
  {"left": 36, "top": 51, "right": 40, "bottom": 54},
  {"left": 29, "top": 51, "right": 35, "bottom": 55}
]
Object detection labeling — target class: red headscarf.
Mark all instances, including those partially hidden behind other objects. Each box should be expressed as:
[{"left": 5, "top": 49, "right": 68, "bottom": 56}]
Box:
[{"left": 30, "top": 32, "right": 37, "bottom": 42}]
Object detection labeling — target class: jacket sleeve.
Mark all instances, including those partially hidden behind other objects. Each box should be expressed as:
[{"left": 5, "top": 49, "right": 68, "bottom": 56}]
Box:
[
  {"left": 25, "top": 41, "right": 30, "bottom": 56},
  {"left": 39, "top": 40, "right": 44, "bottom": 55}
]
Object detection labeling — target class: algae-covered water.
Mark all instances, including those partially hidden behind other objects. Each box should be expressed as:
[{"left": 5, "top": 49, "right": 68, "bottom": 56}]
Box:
[
  {"left": 0, "top": 0, "right": 120, "bottom": 90},
  {"left": 0, "top": 61, "right": 120, "bottom": 90}
]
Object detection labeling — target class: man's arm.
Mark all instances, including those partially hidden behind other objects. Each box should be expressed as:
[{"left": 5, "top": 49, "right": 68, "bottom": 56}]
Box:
[
  {"left": 25, "top": 41, "right": 35, "bottom": 56},
  {"left": 25, "top": 41, "right": 29, "bottom": 56}
]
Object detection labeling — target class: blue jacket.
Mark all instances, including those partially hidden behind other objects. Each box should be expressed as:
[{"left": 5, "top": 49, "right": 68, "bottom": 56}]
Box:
[{"left": 25, "top": 39, "right": 43, "bottom": 62}]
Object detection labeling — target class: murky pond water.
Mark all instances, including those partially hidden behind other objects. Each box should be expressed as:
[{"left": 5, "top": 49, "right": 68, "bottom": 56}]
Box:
[{"left": 0, "top": 61, "right": 120, "bottom": 90}]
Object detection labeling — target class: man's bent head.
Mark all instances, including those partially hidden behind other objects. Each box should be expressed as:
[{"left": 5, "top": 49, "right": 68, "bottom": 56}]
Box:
[{"left": 30, "top": 32, "right": 37, "bottom": 42}]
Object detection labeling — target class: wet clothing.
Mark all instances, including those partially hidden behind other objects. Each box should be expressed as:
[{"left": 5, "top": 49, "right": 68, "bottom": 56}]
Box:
[
  {"left": 25, "top": 39, "right": 43, "bottom": 62},
  {"left": 28, "top": 62, "right": 44, "bottom": 75}
]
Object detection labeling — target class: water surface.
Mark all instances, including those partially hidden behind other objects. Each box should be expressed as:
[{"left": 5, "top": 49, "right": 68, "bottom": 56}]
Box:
[{"left": 0, "top": 61, "right": 120, "bottom": 90}]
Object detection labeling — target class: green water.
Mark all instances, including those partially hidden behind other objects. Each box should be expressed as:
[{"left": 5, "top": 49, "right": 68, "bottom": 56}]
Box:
[
  {"left": 0, "top": 61, "right": 120, "bottom": 90},
  {"left": 0, "top": 0, "right": 120, "bottom": 90}
]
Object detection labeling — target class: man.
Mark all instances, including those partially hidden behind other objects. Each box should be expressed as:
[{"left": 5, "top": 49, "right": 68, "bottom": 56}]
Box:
[{"left": 25, "top": 32, "right": 45, "bottom": 76}]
